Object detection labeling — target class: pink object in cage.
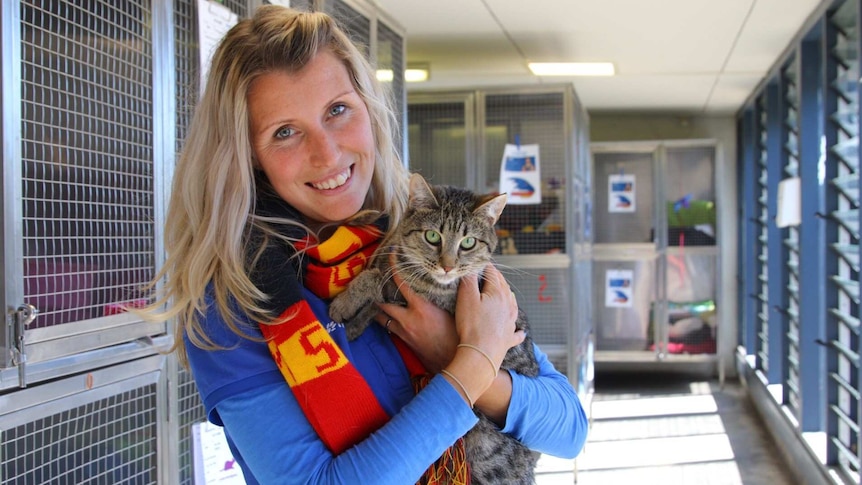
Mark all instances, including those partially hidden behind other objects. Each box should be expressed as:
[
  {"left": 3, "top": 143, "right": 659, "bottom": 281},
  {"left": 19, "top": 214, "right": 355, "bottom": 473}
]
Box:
[{"left": 103, "top": 299, "right": 148, "bottom": 316}]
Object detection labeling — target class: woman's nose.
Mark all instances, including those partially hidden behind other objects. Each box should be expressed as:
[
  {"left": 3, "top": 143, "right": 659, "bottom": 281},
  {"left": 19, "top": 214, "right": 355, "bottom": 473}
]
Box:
[{"left": 307, "top": 127, "right": 340, "bottom": 166}]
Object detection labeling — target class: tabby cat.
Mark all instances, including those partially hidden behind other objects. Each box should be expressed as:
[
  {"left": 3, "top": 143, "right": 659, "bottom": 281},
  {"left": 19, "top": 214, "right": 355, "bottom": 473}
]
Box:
[{"left": 329, "top": 173, "right": 540, "bottom": 485}]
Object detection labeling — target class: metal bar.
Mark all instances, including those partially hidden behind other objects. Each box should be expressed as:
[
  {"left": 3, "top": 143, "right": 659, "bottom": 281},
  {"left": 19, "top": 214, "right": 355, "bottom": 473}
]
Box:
[
  {"left": 1, "top": 0, "right": 25, "bottom": 371},
  {"left": 797, "top": 25, "right": 828, "bottom": 433},
  {"left": 739, "top": 108, "right": 759, "bottom": 354},
  {"left": 822, "top": 7, "right": 844, "bottom": 466},
  {"left": 756, "top": 96, "right": 771, "bottom": 372},
  {"left": 766, "top": 81, "right": 789, "bottom": 385}
]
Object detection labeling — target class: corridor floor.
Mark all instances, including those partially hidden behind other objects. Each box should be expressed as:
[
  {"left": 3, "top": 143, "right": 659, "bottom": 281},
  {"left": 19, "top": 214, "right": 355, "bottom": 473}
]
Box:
[{"left": 534, "top": 372, "right": 796, "bottom": 484}]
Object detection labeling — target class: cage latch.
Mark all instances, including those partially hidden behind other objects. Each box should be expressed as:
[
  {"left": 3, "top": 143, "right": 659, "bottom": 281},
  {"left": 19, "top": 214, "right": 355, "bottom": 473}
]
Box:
[{"left": 10, "top": 303, "right": 38, "bottom": 388}]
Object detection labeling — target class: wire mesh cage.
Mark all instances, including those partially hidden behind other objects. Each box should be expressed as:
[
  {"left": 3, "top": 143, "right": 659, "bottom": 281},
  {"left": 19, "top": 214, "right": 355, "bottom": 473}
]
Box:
[
  {"left": 1, "top": 382, "right": 159, "bottom": 484},
  {"left": 20, "top": 0, "right": 156, "bottom": 328},
  {"left": 408, "top": 85, "right": 591, "bottom": 380}
]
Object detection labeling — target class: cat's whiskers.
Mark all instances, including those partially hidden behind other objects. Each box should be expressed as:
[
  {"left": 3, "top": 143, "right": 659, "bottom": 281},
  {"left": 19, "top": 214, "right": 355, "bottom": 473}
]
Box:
[
  {"left": 381, "top": 260, "right": 426, "bottom": 293},
  {"left": 489, "top": 260, "right": 533, "bottom": 278}
]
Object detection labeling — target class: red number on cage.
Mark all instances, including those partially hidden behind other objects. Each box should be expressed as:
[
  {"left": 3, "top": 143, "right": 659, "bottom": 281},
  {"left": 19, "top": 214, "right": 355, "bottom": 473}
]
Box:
[{"left": 538, "top": 274, "right": 552, "bottom": 302}]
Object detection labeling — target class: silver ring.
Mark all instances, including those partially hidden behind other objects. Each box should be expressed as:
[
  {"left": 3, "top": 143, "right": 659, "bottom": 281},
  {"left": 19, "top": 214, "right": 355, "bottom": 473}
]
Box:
[{"left": 385, "top": 318, "right": 393, "bottom": 333}]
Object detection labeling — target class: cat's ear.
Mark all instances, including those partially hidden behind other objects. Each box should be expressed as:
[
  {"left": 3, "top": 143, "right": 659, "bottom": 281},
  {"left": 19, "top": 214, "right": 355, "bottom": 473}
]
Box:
[
  {"left": 408, "top": 173, "right": 439, "bottom": 208},
  {"left": 474, "top": 193, "right": 508, "bottom": 225}
]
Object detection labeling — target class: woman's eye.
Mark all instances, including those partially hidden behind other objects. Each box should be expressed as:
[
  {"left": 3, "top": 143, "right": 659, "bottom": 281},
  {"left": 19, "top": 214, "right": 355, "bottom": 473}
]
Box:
[
  {"left": 274, "top": 126, "right": 295, "bottom": 139},
  {"left": 460, "top": 237, "right": 477, "bottom": 250},
  {"left": 329, "top": 104, "right": 347, "bottom": 117},
  {"left": 425, "top": 230, "right": 441, "bottom": 245}
]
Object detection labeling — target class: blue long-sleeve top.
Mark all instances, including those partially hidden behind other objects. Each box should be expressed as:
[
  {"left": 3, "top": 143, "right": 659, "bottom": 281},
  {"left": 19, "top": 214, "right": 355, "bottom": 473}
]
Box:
[{"left": 186, "top": 287, "right": 588, "bottom": 484}]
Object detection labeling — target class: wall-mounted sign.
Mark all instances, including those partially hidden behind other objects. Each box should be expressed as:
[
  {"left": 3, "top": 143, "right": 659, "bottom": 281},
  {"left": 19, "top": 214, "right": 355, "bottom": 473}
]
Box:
[
  {"left": 193, "top": 421, "right": 246, "bottom": 484},
  {"left": 608, "top": 173, "right": 636, "bottom": 213},
  {"left": 776, "top": 176, "right": 801, "bottom": 228},
  {"left": 605, "top": 269, "right": 633, "bottom": 308},
  {"left": 499, "top": 143, "right": 541, "bottom": 205}
]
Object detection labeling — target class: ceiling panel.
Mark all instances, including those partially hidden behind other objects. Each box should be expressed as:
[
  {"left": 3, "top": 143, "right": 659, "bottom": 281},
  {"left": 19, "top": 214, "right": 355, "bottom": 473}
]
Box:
[
  {"left": 374, "top": 0, "right": 828, "bottom": 114},
  {"left": 724, "top": 0, "right": 824, "bottom": 72},
  {"left": 705, "top": 73, "right": 767, "bottom": 112}
]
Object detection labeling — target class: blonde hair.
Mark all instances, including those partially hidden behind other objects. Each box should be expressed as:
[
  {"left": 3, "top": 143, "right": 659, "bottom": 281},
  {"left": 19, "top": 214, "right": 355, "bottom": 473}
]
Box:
[{"left": 142, "top": 5, "right": 408, "bottom": 364}]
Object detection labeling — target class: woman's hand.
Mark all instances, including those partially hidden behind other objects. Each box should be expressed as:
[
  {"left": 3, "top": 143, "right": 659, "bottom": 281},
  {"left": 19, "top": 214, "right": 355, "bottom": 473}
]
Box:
[
  {"left": 376, "top": 273, "right": 458, "bottom": 373},
  {"left": 455, "top": 265, "right": 524, "bottom": 367},
  {"left": 378, "top": 263, "right": 525, "bottom": 415},
  {"left": 375, "top": 264, "right": 524, "bottom": 373}
]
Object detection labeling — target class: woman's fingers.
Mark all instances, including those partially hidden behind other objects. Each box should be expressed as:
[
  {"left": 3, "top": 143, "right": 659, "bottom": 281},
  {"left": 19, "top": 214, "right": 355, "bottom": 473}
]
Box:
[{"left": 481, "top": 265, "right": 519, "bottom": 324}]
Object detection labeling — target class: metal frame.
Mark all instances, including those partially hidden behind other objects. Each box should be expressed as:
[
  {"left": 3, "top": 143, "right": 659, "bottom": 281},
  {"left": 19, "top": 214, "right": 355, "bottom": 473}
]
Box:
[
  {"left": 765, "top": 80, "right": 788, "bottom": 385},
  {"left": 735, "top": 0, "right": 862, "bottom": 482},
  {"left": 796, "top": 23, "right": 826, "bottom": 433},
  {"left": 407, "top": 83, "right": 593, "bottom": 401},
  {"left": 405, "top": 90, "right": 477, "bottom": 188},
  {"left": 591, "top": 139, "right": 726, "bottom": 377},
  {"left": 1, "top": 0, "right": 25, "bottom": 375},
  {"left": 0, "top": 0, "right": 171, "bottom": 390},
  {"left": 0, "top": 355, "right": 166, "bottom": 483},
  {"left": 738, "top": 107, "right": 759, "bottom": 355}
]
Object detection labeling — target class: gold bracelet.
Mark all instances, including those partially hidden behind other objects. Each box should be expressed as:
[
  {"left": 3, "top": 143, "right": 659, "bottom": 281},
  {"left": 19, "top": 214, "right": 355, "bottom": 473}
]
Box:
[
  {"left": 440, "top": 369, "right": 473, "bottom": 407},
  {"left": 457, "top": 344, "right": 498, "bottom": 378}
]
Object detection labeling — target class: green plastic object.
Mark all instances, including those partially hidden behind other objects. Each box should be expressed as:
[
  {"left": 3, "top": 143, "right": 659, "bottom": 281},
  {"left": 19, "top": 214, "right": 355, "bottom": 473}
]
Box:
[{"left": 667, "top": 199, "right": 715, "bottom": 227}]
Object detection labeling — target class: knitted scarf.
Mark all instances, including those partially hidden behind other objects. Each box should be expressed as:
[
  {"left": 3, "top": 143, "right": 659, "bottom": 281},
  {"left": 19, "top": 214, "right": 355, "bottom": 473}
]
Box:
[{"left": 250, "top": 192, "right": 469, "bottom": 484}]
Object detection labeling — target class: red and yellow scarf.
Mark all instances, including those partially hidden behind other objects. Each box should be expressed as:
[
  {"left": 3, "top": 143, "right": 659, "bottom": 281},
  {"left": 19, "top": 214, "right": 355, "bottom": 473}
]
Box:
[{"left": 255, "top": 224, "right": 469, "bottom": 484}]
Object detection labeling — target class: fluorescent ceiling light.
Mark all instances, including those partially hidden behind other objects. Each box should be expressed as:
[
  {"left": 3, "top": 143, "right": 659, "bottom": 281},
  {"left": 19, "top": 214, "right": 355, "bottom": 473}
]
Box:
[
  {"left": 375, "top": 67, "right": 430, "bottom": 83},
  {"left": 528, "top": 62, "right": 615, "bottom": 76},
  {"left": 376, "top": 69, "right": 394, "bottom": 82},
  {"left": 405, "top": 68, "right": 429, "bottom": 82}
]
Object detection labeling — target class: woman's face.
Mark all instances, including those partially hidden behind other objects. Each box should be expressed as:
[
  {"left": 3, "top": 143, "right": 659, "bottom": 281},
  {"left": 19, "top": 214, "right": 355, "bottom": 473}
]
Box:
[{"left": 248, "top": 50, "right": 375, "bottom": 225}]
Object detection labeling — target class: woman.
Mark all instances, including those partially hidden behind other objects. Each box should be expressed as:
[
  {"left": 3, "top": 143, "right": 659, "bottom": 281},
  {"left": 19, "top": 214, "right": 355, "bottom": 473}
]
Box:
[{"left": 146, "top": 5, "right": 587, "bottom": 484}]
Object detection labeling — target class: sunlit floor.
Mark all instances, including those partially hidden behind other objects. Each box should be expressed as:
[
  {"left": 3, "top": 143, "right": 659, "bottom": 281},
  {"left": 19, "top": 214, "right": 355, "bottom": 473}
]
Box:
[{"left": 534, "top": 373, "right": 796, "bottom": 485}]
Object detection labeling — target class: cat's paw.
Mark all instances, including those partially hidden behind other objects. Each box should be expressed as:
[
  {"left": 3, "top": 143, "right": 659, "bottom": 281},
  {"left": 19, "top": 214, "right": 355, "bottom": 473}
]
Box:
[
  {"left": 344, "top": 321, "right": 369, "bottom": 341},
  {"left": 328, "top": 296, "right": 357, "bottom": 324}
]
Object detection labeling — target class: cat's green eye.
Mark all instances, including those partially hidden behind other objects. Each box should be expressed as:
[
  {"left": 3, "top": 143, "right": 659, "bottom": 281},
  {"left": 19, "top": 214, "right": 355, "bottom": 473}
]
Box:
[
  {"left": 425, "top": 230, "right": 441, "bottom": 245},
  {"left": 460, "top": 237, "right": 477, "bottom": 250}
]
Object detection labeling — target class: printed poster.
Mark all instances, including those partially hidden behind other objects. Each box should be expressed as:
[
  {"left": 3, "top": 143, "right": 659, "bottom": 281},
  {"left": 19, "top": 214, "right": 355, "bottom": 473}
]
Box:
[
  {"left": 197, "top": 0, "right": 239, "bottom": 98},
  {"left": 608, "top": 173, "right": 636, "bottom": 213},
  {"left": 499, "top": 143, "right": 541, "bottom": 205},
  {"left": 605, "top": 269, "right": 633, "bottom": 308},
  {"left": 192, "top": 421, "right": 246, "bottom": 484}
]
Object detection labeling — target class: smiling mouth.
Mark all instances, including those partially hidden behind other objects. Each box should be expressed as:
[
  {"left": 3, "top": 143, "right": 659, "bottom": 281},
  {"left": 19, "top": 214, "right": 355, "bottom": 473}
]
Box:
[{"left": 310, "top": 165, "right": 352, "bottom": 190}]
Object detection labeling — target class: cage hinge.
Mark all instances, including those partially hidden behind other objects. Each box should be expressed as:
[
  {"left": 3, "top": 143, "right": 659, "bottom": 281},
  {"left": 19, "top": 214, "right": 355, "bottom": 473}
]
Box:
[{"left": 9, "top": 303, "right": 38, "bottom": 388}]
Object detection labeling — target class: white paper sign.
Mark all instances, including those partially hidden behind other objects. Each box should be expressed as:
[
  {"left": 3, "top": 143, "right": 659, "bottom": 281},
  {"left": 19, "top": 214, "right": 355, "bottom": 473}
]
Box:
[
  {"left": 776, "top": 176, "right": 801, "bottom": 227},
  {"left": 192, "top": 421, "right": 246, "bottom": 485},
  {"left": 608, "top": 174, "right": 636, "bottom": 213},
  {"left": 499, "top": 143, "right": 541, "bottom": 205},
  {"left": 197, "top": 0, "right": 239, "bottom": 98},
  {"left": 605, "top": 269, "right": 633, "bottom": 308}
]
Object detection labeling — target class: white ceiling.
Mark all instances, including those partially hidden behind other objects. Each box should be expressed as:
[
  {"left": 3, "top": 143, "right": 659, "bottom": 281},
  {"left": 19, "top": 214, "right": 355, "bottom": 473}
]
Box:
[{"left": 373, "top": 0, "right": 828, "bottom": 114}]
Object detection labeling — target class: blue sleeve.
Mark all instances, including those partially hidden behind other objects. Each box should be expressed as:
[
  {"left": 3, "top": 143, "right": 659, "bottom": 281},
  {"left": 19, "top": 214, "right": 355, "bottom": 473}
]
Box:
[
  {"left": 499, "top": 343, "right": 589, "bottom": 458},
  {"left": 217, "top": 373, "right": 479, "bottom": 485}
]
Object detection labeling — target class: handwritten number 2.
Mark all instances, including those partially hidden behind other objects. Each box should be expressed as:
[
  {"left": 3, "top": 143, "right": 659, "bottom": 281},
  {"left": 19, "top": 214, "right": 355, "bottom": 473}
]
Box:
[{"left": 538, "top": 274, "right": 552, "bottom": 302}]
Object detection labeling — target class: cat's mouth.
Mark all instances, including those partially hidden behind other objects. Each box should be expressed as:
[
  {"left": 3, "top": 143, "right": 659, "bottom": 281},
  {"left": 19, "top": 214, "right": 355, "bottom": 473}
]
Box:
[
  {"left": 309, "top": 165, "right": 352, "bottom": 190},
  {"left": 432, "top": 270, "right": 461, "bottom": 286}
]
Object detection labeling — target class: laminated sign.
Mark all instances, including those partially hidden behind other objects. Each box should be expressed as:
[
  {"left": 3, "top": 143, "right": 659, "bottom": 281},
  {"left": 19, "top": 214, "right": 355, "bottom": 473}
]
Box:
[
  {"left": 192, "top": 421, "right": 246, "bottom": 484},
  {"left": 608, "top": 174, "right": 636, "bottom": 213},
  {"left": 499, "top": 143, "right": 541, "bottom": 205},
  {"left": 605, "top": 269, "right": 633, "bottom": 308}
]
